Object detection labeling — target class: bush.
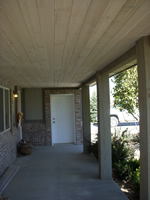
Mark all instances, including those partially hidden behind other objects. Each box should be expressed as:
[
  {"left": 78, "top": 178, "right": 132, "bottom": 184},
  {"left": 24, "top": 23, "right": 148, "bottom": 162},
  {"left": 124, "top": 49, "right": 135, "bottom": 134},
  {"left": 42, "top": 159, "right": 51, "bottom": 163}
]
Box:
[
  {"left": 114, "top": 159, "right": 140, "bottom": 181},
  {"left": 112, "top": 137, "right": 130, "bottom": 164},
  {"left": 128, "top": 159, "right": 140, "bottom": 172},
  {"left": 112, "top": 130, "right": 134, "bottom": 165},
  {"left": 114, "top": 160, "right": 132, "bottom": 180},
  {"left": 131, "top": 167, "right": 140, "bottom": 198},
  {"left": 89, "top": 130, "right": 140, "bottom": 197},
  {"left": 131, "top": 133, "right": 140, "bottom": 144},
  {"left": 88, "top": 141, "right": 98, "bottom": 160},
  {"left": 112, "top": 131, "right": 140, "bottom": 197}
]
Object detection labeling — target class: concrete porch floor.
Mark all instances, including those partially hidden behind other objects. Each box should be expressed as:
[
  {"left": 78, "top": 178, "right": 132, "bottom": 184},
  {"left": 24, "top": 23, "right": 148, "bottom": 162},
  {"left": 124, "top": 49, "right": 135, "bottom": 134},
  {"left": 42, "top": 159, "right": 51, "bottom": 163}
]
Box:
[{"left": 4, "top": 144, "right": 128, "bottom": 200}]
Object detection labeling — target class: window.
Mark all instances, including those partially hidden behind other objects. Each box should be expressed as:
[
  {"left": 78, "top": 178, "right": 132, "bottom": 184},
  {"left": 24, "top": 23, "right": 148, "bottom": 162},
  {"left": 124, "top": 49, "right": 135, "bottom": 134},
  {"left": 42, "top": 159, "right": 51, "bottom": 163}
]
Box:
[
  {"left": 24, "top": 88, "right": 44, "bottom": 122},
  {"left": 0, "top": 86, "right": 10, "bottom": 133}
]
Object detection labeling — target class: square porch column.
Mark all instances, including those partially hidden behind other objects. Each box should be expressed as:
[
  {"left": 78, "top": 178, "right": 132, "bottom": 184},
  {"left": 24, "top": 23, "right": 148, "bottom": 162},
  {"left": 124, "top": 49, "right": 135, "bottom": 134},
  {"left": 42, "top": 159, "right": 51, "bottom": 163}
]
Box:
[
  {"left": 96, "top": 72, "right": 112, "bottom": 179},
  {"left": 136, "top": 36, "right": 150, "bottom": 200},
  {"left": 82, "top": 85, "right": 91, "bottom": 153}
]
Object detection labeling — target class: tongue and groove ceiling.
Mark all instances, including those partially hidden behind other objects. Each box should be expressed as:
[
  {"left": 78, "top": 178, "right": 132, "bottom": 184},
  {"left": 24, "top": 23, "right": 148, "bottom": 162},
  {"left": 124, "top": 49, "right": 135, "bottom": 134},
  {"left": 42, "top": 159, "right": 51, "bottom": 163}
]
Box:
[{"left": 0, "top": 0, "right": 150, "bottom": 88}]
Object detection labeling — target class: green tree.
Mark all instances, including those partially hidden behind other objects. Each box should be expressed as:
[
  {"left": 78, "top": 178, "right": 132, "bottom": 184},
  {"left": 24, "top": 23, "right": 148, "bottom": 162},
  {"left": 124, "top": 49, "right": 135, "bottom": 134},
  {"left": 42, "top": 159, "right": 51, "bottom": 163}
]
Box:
[
  {"left": 112, "top": 66, "right": 139, "bottom": 120},
  {"left": 90, "top": 91, "right": 97, "bottom": 123}
]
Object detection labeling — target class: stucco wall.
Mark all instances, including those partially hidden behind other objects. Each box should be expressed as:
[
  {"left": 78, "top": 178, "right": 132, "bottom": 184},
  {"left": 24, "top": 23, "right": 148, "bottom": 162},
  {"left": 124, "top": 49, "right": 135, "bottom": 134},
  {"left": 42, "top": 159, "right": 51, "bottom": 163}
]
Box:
[{"left": 22, "top": 89, "right": 83, "bottom": 145}]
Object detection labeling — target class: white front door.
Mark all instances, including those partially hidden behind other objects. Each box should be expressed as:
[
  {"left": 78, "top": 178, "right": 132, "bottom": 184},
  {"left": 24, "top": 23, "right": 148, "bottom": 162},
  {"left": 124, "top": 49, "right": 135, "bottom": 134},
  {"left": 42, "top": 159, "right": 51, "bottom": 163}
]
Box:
[{"left": 50, "top": 95, "right": 75, "bottom": 145}]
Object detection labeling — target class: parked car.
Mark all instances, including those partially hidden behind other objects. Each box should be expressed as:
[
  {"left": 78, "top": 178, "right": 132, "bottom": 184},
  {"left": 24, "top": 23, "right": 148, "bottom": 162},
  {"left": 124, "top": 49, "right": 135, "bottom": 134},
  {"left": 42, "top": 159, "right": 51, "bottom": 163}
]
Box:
[{"left": 110, "top": 108, "right": 139, "bottom": 126}]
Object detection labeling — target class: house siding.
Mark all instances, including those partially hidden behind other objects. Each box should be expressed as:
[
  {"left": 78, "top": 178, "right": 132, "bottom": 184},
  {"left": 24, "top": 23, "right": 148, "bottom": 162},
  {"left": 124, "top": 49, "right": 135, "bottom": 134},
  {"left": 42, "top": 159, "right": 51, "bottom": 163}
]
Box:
[
  {"left": 22, "top": 89, "right": 83, "bottom": 145},
  {"left": 0, "top": 82, "right": 20, "bottom": 176}
]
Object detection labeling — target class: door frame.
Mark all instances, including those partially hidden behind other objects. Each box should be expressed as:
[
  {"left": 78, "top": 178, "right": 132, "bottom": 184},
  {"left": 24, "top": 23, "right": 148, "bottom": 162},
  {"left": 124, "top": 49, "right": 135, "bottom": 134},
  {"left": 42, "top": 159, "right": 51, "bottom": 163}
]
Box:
[{"left": 50, "top": 94, "right": 76, "bottom": 145}]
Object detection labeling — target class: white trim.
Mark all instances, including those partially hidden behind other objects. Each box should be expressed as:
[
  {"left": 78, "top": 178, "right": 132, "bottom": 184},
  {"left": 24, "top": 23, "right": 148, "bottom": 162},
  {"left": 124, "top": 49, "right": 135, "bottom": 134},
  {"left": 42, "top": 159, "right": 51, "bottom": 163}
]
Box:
[
  {"left": 0, "top": 86, "right": 10, "bottom": 133},
  {"left": 0, "top": 85, "right": 10, "bottom": 90},
  {"left": 0, "top": 128, "right": 11, "bottom": 135}
]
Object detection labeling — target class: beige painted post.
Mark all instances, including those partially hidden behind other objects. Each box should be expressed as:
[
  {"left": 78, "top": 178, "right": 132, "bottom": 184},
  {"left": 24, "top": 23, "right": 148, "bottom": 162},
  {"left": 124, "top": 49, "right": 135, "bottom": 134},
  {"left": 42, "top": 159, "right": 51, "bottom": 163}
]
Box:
[
  {"left": 82, "top": 85, "right": 91, "bottom": 153},
  {"left": 136, "top": 36, "right": 150, "bottom": 200},
  {"left": 96, "top": 72, "right": 112, "bottom": 179}
]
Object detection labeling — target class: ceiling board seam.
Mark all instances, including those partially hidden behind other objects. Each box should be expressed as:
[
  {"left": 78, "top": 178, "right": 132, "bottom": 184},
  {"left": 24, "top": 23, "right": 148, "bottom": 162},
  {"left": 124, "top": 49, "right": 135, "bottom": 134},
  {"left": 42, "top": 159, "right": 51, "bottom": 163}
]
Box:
[
  {"left": 66, "top": 0, "right": 92, "bottom": 69},
  {"left": 17, "top": 0, "right": 43, "bottom": 86},
  {"left": 66, "top": 0, "right": 110, "bottom": 78},
  {"left": 60, "top": 0, "right": 79, "bottom": 83},
  {"left": 59, "top": 0, "right": 74, "bottom": 83},
  {"left": 74, "top": 0, "right": 149, "bottom": 79},
  {"left": 35, "top": 0, "right": 50, "bottom": 86},
  {"left": 60, "top": 0, "right": 91, "bottom": 82},
  {"left": 96, "top": 14, "right": 150, "bottom": 71},
  {"left": 18, "top": 0, "right": 46, "bottom": 86},
  {"left": 0, "top": 41, "right": 31, "bottom": 84},
  {"left": 54, "top": 0, "right": 56, "bottom": 86},
  {"left": 0, "top": 6, "right": 37, "bottom": 86},
  {"left": 66, "top": 0, "right": 127, "bottom": 83},
  {"left": 85, "top": 2, "right": 150, "bottom": 72}
]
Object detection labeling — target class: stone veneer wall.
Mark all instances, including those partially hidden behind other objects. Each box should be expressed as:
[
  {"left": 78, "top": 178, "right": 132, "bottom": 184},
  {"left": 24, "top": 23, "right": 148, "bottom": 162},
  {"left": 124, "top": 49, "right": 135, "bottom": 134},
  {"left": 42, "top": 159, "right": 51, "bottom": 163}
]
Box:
[
  {"left": 22, "top": 89, "right": 83, "bottom": 146},
  {"left": 0, "top": 81, "right": 20, "bottom": 176}
]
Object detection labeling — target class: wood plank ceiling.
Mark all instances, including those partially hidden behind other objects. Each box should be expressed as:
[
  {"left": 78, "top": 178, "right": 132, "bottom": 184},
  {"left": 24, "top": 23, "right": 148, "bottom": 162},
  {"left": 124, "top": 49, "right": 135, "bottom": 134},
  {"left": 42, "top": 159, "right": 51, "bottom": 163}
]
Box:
[{"left": 0, "top": 0, "right": 150, "bottom": 88}]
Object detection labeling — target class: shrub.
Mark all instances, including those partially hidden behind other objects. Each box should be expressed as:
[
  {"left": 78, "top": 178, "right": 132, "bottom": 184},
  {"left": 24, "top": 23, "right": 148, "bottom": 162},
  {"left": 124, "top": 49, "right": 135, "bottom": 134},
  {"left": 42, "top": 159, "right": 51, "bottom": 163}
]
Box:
[
  {"left": 114, "top": 159, "right": 140, "bottom": 181},
  {"left": 112, "top": 130, "right": 134, "bottom": 165},
  {"left": 128, "top": 159, "right": 140, "bottom": 172},
  {"left": 131, "top": 167, "right": 140, "bottom": 198},
  {"left": 112, "top": 137, "right": 130, "bottom": 164},
  {"left": 114, "top": 160, "right": 132, "bottom": 180},
  {"left": 88, "top": 141, "right": 98, "bottom": 160},
  {"left": 89, "top": 129, "right": 140, "bottom": 197},
  {"left": 111, "top": 131, "right": 140, "bottom": 197},
  {"left": 131, "top": 133, "right": 140, "bottom": 144}
]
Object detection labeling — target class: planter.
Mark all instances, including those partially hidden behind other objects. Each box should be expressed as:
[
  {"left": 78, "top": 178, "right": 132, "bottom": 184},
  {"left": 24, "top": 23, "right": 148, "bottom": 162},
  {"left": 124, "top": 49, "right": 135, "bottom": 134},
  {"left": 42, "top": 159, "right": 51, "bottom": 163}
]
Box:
[{"left": 18, "top": 141, "right": 33, "bottom": 155}]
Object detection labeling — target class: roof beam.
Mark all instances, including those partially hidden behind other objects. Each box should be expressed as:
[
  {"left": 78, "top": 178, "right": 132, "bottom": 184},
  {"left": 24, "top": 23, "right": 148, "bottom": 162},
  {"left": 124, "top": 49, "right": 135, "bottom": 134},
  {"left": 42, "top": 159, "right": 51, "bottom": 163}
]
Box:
[
  {"left": 81, "top": 74, "right": 96, "bottom": 86},
  {"left": 81, "top": 46, "right": 136, "bottom": 86},
  {"left": 100, "top": 46, "right": 136, "bottom": 76}
]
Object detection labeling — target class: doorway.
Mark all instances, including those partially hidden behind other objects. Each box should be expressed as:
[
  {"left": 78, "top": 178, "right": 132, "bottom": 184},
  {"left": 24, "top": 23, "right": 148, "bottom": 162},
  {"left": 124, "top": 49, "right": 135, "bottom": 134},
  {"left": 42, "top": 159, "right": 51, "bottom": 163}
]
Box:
[{"left": 50, "top": 94, "right": 75, "bottom": 145}]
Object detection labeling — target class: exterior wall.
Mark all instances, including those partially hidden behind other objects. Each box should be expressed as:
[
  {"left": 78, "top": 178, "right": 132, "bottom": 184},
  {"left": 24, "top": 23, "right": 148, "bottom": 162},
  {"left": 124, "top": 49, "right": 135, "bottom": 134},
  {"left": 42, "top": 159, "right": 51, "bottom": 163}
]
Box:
[
  {"left": 0, "top": 129, "right": 19, "bottom": 176},
  {"left": 22, "top": 89, "right": 83, "bottom": 146},
  {"left": 0, "top": 81, "right": 20, "bottom": 176}
]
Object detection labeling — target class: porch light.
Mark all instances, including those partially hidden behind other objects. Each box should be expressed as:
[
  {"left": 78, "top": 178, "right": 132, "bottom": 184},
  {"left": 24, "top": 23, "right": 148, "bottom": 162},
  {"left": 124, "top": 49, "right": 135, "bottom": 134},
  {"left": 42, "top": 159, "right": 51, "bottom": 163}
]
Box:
[{"left": 13, "top": 92, "right": 18, "bottom": 98}]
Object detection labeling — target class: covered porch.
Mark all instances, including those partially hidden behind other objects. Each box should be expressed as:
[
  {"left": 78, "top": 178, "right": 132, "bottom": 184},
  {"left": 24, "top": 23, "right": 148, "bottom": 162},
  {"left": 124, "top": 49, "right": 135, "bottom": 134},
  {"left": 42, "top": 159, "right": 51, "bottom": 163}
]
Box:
[
  {"left": 0, "top": 1, "right": 150, "bottom": 199},
  {"left": 4, "top": 144, "right": 128, "bottom": 200}
]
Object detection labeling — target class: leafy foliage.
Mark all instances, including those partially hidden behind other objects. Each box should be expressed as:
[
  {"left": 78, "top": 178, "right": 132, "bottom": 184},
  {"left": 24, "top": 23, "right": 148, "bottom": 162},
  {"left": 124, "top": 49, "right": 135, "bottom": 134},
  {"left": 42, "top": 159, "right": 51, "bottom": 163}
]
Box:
[
  {"left": 131, "top": 133, "right": 140, "bottom": 144},
  {"left": 112, "top": 66, "right": 139, "bottom": 120},
  {"left": 131, "top": 167, "right": 140, "bottom": 197},
  {"left": 88, "top": 140, "right": 98, "bottom": 160},
  {"left": 114, "top": 160, "right": 133, "bottom": 181},
  {"left": 89, "top": 129, "right": 140, "bottom": 197},
  {"left": 112, "top": 129, "right": 134, "bottom": 164},
  {"left": 90, "top": 91, "right": 97, "bottom": 123},
  {"left": 112, "top": 131, "right": 140, "bottom": 198}
]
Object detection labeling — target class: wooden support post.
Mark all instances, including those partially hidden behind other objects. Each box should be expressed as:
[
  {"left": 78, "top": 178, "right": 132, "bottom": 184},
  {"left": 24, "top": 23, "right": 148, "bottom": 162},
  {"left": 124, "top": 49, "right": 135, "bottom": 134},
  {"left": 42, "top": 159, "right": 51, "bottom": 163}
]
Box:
[
  {"left": 136, "top": 36, "right": 150, "bottom": 200},
  {"left": 82, "top": 85, "right": 91, "bottom": 153},
  {"left": 96, "top": 72, "right": 112, "bottom": 179}
]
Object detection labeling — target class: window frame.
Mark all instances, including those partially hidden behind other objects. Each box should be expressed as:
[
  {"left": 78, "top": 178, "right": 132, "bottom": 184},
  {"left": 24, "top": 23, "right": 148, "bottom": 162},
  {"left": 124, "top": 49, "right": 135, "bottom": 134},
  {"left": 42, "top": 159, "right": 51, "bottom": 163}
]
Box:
[{"left": 0, "top": 86, "right": 10, "bottom": 134}]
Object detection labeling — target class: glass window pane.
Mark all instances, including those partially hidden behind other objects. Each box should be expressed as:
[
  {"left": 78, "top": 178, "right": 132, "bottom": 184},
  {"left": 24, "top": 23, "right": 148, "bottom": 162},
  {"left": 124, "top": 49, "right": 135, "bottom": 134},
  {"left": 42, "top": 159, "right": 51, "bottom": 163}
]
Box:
[
  {"left": 5, "top": 90, "right": 10, "bottom": 129},
  {"left": 0, "top": 88, "right": 4, "bottom": 132}
]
